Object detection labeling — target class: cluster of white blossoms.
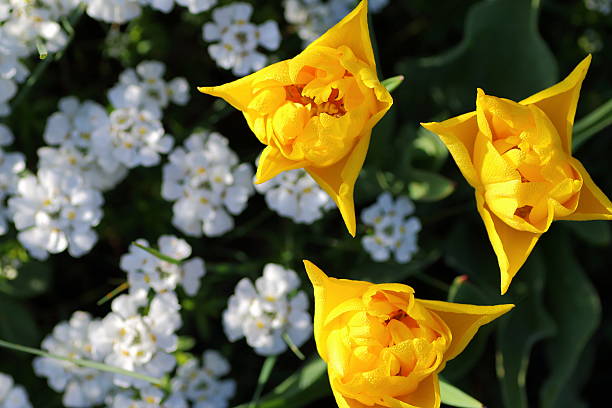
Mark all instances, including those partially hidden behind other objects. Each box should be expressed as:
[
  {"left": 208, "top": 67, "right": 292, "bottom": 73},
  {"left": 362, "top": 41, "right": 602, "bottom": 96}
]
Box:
[
  {"left": 585, "top": 0, "right": 611, "bottom": 14},
  {"left": 34, "top": 312, "right": 114, "bottom": 408},
  {"left": 283, "top": 0, "right": 389, "bottom": 44},
  {"left": 84, "top": 0, "right": 219, "bottom": 24},
  {"left": 203, "top": 3, "right": 281, "bottom": 76},
  {"left": 361, "top": 192, "right": 421, "bottom": 264},
  {"left": 162, "top": 132, "right": 255, "bottom": 237},
  {"left": 120, "top": 235, "right": 206, "bottom": 296},
  {"left": 254, "top": 169, "right": 335, "bottom": 225},
  {"left": 170, "top": 351, "right": 236, "bottom": 408},
  {"left": 0, "top": 125, "right": 24, "bottom": 235},
  {"left": 0, "top": 373, "right": 32, "bottom": 408},
  {"left": 223, "top": 264, "right": 312, "bottom": 356}
]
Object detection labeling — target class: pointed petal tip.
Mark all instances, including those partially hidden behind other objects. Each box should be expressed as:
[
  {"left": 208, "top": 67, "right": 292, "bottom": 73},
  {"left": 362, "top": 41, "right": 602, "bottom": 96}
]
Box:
[{"left": 303, "top": 260, "right": 328, "bottom": 286}]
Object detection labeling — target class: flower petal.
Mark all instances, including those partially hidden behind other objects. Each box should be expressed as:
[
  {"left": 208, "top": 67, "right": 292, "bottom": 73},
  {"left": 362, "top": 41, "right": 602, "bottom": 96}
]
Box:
[
  {"left": 417, "top": 299, "right": 514, "bottom": 362},
  {"left": 421, "top": 112, "right": 480, "bottom": 189},
  {"left": 255, "top": 146, "right": 308, "bottom": 184},
  {"left": 559, "top": 158, "right": 612, "bottom": 221},
  {"left": 303, "top": 260, "right": 371, "bottom": 361},
  {"left": 386, "top": 373, "right": 440, "bottom": 408},
  {"left": 306, "top": 129, "right": 372, "bottom": 237},
  {"left": 520, "top": 54, "right": 592, "bottom": 155},
  {"left": 476, "top": 191, "right": 541, "bottom": 294},
  {"left": 308, "top": 0, "right": 376, "bottom": 69},
  {"left": 197, "top": 60, "right": 291, "bottom": 111}
]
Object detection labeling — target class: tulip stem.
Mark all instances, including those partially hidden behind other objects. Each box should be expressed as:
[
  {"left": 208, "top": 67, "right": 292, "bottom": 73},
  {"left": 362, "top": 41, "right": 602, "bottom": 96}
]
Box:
[
  {"left": 282, "top": 333, "right": 306, "bottom": 361},
  {"left": 249, "top": 356, "right": 278, "bottom": 408}
]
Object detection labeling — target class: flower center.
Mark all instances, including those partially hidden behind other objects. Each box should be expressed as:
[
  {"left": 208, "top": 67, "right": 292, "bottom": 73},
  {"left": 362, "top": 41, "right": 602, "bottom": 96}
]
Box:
[{"left": 284, "top": 85, "right": 347, "bottom": 118}]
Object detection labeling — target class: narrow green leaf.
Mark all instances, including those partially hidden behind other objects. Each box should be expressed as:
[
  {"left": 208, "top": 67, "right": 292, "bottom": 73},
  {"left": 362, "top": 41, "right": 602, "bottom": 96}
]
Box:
[
  {"left": 97, "top": 281, "right": 129, "bottom": 306},
  {"left": 133, "top": 242, "right": 182, "bottom": 265},
  {"left": 0, "top": 338, "right": 162, "bottom": 385},
  {"left": 440, "top": 378, "right": 483, "bottom": 408},
  {"left": 282, "top": 333, "right": 305, "bottom": 361},
  {"left": 381, "top": 75, "right": 405, "bottom": 93},
  {"left": 539, "top": 229, "right": 601, "bottom": 408},
  {"left": 249, "top": 356, "right": 278, "bottom": 408},
  {"left": 572, "top": 98, "right": 612, "bottom": 151}
]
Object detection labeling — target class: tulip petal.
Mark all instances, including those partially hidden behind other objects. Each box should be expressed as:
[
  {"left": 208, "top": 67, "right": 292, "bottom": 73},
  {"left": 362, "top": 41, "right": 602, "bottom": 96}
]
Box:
[
  {"left": 308, "top": 0, "right": 376, "bottom": 69},
  {"left": 306, "top": 130, "right": 372, "bottom": 237},
  {"left": 559, "top": 158, "right": 612, "bottom": 221},
  {"left": 421, "top": 112, "right": 480, "bottom": 189},
  {"left": 303, "top": 260, "right": 371, "bottom": 361},
  {"left": 416, "top": 299, "right": 514, "bottom": 362},
  {"left": 332, "top": 388, "right": 370, "bottom": 408},
  {"left": 520, "top": 55, "right": 592, "bottom": 155},
  {"left": 476, "top": 191, "right": 541, "bottom": 294},
  {"left": 198, "top": 60, "right": 291, "bottom": 111},
  {"left": 255, "top": 146, "right": 308, "bottom": 184},
  {"left": 388, "top": 373, "right": 440, "bottom": 408}
]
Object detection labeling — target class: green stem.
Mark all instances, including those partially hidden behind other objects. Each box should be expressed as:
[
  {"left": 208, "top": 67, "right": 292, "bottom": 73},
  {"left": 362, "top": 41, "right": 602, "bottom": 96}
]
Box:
[
  {"left": 282, "top": 333, "right": 306, "bottom": 361},
  {"left": 134, "top": 242, "right": 183, "bottom": 265},
  {"left": 97, "top": 281, "right": 130, "bottom": 306},
  {"left": 248, "top": 356, "right": 278, "bottom": 408},
  {"left": 573, "top": 98, "right": 612, "bottom": 151},
  {"left": 0, "top": 338, "right": 162, "bottom": 385}
]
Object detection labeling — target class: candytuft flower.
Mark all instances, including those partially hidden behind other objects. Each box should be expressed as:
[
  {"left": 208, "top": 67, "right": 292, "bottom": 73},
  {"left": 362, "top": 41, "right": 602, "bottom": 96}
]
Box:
[
  {"left": 199, "top": 0, "right": 393, "bottom": 236},
  {"left": 421, "top": 55, "right": 612, "bottom": 294},
  {"left": 304, "top": 260, "right": 513, "bottom": 408}
]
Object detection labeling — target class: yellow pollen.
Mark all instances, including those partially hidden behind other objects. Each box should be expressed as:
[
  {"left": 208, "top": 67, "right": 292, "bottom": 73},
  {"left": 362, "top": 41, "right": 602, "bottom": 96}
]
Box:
[
  {"left": 265, "top": 296, "right": 276, "bottom": 302},
  {"left": 199, "top": 197, "right": 209, "bottom": 204},
  {"left": 256, "top": 321, "right": 265, "bottom": 329}
]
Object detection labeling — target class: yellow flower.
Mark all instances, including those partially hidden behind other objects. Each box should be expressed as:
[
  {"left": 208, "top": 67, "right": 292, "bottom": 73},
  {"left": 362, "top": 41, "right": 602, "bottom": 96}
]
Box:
[
  {"left": 304, "top": 260, "right": 513, "bottom": 408},
  {"left": 198, "top": 0, "right": 393, "bottom": 236},
  {"left": 421, "top": 55, "right": 612, "bottom": 294}
]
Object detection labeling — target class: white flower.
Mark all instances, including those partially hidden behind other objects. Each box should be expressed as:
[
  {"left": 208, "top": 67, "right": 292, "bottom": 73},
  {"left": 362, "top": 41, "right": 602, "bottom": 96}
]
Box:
[
  {"left": 143, "top": 0, "right": 175, "bottom": 13},
  {"left": 90, "top": 291, "right": 181, "bottom": 389},
  {"left": 120, "top": 235, "right": 206, "bottom": 296},
  {"left": 0, "top": 373, "right": 32, "bottom": 408},
  {"left": 162, "top": 132, "right": 254, "bottom": 237},
  {"left": 0, "top": 125, "right": 25, "bottom": 235},
  {"left": 585, "top": 0, "right": 611, "bottom": 14},
  {"left": 171, "top": 350, "right": 236, "bottom": 408},
  {"left": 255, "top": 169, "right": 334, "bottom": 224},
  {"left": 203, "top": 2, "right": 281, "bottom": 76},
  {"left": 361, "top": 192, "right": 421, "bottom": 264},
  {"left": 84, "top": 0, "right": 142, "bottom": 24},
  {"left": 8, "top": 168, "right": 104, "bottom": 260},
  {"left": 93, "top": 108, "right": 173, "bottom": 169},
  {"left": 108, "top": 61, "right": 190, "bottom": 117},
  {"left": 223, "top": 264, "right": 312, "bottom": 356},
  {"left": 175, "top": 0, "right": 217, "bottom": 14},
  {"left": 33, "top": 312, "right": 114, "bottom": 408}
]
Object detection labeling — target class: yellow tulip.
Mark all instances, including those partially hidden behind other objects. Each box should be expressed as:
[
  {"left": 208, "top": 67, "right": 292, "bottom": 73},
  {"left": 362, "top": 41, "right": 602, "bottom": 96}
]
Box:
[
  {"left": 422, "top": 55, "right": 612, "bottom": 294},
  {"left": 304, "top": 260, "right": 513, "bottom": 408},
  {"left": 198, "top": 0, "right": 393, "bottom": 236}
]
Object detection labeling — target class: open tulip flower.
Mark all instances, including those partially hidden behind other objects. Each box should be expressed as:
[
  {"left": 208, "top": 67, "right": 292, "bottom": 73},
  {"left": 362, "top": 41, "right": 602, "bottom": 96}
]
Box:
[
  {"left": 304, "top": 260, "right": 514, "bottom": 408},
  {"left": 199, "top": 0, "right": 393, "bottom": 236},
  {"left": 422, "top": 55, "right": 612, "bottom": 294}
]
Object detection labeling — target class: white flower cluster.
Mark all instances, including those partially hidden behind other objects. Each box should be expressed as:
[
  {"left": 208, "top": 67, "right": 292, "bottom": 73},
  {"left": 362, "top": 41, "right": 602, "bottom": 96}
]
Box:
[
  {"left": 0, "top": 124, "right": 24, "bottom": 235},
  {"left": 162, "top": 132, "right": 255, "bottom": 237},
  {"left": 223, "top": 263, "right": 312, "bottom": 356},
  {"left": 121, "top": 235, "right": 206, "bottom": 296},
  {"left": 585, "top": 0, "right": 611, "bottom": 14},
  {"left": 0, "top": 0, "right": 81, "bottom": 114},
  {"left": 284, "top": 0, "right": 389, "bottom": 45},
  {"left": 170, "top": 351, "right": 236, "bottom": 408},
  {"left": 361, "top": 192, "right": 421, "bottom": 264},
  {"left": 254, "top": 169, "right": 334, "bottom": 224},
  {"left": 84, "top": 0, "right": 218, "bottom": 24},
  {"left": 0, "top": 373, "right": 32, "bottom": 408},
  {"left": 203, "top": 2, "right": 281, "bottom": 76},
  {"left": 34, "top": 312, "right": 114, "bottom": 408}
]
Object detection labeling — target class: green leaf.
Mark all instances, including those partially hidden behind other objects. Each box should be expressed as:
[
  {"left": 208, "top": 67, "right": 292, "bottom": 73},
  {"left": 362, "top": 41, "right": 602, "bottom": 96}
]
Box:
[
  {"left": 0, "top": 338, "right": 162, "bottom": 385},
  {"left": 572, "top": 98, "right": 612, "bottom": 151},
  {"left": 562, "top": 220, "right": 611, "bottom": 246},
  {"left": 234, "top": 357, "right": 329, "bottom": 408},
  {"left": 133, "top": 242, "right": 182, "bottom": 265},
  {"left": 0, "top": 261, "right": 51, "bottom": 298},
  {"left": 396, "top": 0, "right": 557, "bottom": 117},
  {"left": 412, "top": 127, "right": 449, "bottom": 171},
  {"left": 249, "top": 356, "right": 278, "bottom": 408},
  {"left": 496, "top": 251, "right": 556, "bottom": 408},
  {"left": 539, "top": 229, "right": 601, "bottom": 408},
  {"left": 440, "top": 378, "right": 484, "bottom": 408},
  {"left": 407, "top": 169, "right": 455, "bottom": 202},
  {"left": 0, "top": 295, "right": 39, "bottom": 346},
  {"left": 381, "top": 75, "right": 405, "bottom": 93}
]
